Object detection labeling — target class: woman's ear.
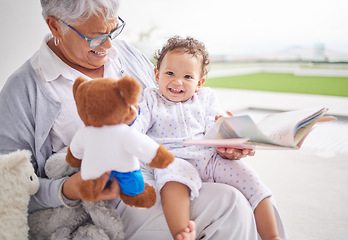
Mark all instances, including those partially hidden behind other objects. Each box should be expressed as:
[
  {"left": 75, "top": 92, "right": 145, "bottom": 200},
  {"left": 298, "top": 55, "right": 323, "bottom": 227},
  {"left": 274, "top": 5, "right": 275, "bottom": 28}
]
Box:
[
  {"left": 46, "top": 15, "right": 63, "bottom": 39},
  {"left": 154, "top": 68, "right": 160, "bottom": 85},
  {"left": 196, "top": 77, "right": 206, "bottom": 91}
]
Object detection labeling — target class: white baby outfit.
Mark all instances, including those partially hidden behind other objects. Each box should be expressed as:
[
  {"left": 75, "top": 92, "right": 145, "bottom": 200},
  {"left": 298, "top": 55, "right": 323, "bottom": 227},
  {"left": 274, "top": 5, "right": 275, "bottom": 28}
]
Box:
[{"left": 134, "top": 87, "right": 272, "bottom": 209}]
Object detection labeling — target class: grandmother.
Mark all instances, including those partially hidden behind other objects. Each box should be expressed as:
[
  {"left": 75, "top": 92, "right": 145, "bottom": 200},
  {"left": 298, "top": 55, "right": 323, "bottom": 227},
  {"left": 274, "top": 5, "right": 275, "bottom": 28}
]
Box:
[{"left": 0, "top": 0, "right": 287, "bottom": 239}]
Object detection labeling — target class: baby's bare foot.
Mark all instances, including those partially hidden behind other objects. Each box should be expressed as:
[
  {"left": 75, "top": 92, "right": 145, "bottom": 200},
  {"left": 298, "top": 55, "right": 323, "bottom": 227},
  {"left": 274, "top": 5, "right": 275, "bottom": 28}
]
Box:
[{"left": 175, "top": 220, "right": 196, "bottom": 240}]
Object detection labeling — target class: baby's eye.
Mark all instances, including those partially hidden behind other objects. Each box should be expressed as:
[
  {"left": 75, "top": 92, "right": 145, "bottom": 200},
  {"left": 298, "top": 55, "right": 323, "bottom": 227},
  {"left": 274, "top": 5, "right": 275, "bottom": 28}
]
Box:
[
  {"left": 184, "top": 75, "right": 193, "bottom": 79},
  {"left": 166, "top": 71, "right": 174, "bottom": 76}
]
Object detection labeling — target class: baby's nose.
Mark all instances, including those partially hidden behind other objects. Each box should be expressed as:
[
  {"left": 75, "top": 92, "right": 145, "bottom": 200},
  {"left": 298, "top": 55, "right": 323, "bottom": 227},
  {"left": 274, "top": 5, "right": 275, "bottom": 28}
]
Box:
[{"left": 172, "top": 78, "right": 184, "bottom": 85}]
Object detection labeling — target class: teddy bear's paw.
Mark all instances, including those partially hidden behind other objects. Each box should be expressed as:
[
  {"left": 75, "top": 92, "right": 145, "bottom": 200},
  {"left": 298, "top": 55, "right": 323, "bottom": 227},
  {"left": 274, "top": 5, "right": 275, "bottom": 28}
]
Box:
[
  {"left": 79, "top": 179, "right": 105, "bottom": 201},
  {"left": 66, "top": 146, "right": 82, "bottom": 168},
  {"left": 72, "top": 223, "right": 112, "bottom": 240},
  {"left": 148, "top": 144, "right": 174, "bottom": 169},
  {"left": 120, "top": 183, "right": 156, "bottom": 208}
]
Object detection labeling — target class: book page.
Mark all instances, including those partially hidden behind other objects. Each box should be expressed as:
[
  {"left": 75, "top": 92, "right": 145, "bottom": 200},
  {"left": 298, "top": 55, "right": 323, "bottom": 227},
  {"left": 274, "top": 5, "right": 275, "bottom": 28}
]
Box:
[
  {"left": 256, "top": 107, "right": 327, "bottom": 147},
  {"left": 188, "top": 107, "right": 328, "bottom": 149},
  {"left": 205, "top": 115, "right": 281, "bottom": 146},
  {"left": 293, "top": 110, "right": 325, "bottom": 146},
  {"left": 222, "top": 116, "right": 280, "bottom": 144},
  {"left": 183, "top": 138, "right": 296, "bottom": 150},
  {"left": 184, "top": 138, "right": 249, "bottom": 148}
]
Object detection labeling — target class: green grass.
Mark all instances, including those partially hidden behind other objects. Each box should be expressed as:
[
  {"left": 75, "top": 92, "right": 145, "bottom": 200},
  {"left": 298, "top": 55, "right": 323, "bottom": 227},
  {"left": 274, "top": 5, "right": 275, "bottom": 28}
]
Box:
[{"left": 205, "top": 73, "right": 348, "bottom": 97}]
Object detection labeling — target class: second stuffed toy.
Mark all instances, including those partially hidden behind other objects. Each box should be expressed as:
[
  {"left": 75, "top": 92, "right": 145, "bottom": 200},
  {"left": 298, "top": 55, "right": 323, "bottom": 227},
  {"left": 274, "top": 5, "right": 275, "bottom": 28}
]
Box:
[{"left": 28, "top": 147, "right": 124, "bottom": 240}]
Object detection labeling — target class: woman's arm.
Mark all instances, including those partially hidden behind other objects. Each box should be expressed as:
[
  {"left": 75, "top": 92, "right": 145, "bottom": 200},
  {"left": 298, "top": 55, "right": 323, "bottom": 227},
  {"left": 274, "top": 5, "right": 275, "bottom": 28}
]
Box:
[{"left": 0, "top": 64, "right": 79, "bottom": 212}]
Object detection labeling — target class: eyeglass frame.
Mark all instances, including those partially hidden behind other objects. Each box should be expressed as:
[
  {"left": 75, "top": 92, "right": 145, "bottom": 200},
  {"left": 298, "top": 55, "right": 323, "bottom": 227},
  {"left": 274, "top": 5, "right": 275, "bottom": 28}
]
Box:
[{"left": 56, "top": 16, "right": 125, "bottom": 48}]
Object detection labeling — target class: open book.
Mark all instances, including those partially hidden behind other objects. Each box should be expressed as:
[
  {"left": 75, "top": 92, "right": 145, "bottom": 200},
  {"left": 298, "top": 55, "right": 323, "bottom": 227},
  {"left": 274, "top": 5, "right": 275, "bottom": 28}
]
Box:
[{"left": 184, "top": 107, "right": 329, "bottom": 150}]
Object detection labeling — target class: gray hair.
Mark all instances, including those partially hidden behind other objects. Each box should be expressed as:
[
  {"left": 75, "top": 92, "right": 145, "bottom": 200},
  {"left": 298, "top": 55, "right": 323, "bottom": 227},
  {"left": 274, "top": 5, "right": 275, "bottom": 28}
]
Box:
[{"left": 40, "top": 0, "right": 120, "bottom": 25}]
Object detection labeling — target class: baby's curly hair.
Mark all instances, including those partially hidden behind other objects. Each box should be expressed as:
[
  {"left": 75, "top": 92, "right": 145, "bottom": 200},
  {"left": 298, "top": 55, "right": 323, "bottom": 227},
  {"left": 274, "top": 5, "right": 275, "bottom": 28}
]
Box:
[{"left": 154, "top": 36, "right": 210, "bottom": 77}]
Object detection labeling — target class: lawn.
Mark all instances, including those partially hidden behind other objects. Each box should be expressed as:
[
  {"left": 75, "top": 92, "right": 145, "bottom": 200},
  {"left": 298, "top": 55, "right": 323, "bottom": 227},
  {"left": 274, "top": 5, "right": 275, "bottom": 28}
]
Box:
[{"left": 205, "top": 73, "right": 348, "bottom": 97}]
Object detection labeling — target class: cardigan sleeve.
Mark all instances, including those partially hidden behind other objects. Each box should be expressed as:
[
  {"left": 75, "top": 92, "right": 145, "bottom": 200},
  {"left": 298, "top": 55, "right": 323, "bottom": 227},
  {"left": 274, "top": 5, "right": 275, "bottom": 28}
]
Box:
[{"left": 0, "top": 61, "right": 73, "bottom": 212}]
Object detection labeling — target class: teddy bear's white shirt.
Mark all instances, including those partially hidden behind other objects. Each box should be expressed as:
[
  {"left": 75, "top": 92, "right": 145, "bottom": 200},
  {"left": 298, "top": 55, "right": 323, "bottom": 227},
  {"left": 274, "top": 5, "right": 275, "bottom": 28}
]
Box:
[{"left": 70, "top": 124, "right": 160, "bottom": 180}]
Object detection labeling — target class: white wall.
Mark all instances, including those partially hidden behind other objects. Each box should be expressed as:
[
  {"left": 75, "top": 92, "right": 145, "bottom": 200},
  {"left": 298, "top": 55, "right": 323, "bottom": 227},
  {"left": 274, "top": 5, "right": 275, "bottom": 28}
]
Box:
[{"left": 0, "top": 0, "right": 48, "bottom": 88}]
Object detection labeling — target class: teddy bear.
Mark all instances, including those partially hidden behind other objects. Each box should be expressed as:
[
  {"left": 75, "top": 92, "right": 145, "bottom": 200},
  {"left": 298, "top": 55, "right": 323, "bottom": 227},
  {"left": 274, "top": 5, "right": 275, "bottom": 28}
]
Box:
[
  {"left": 0, "top": 150, "right": 39, "bottom": 240},
  {"left": 66, "top": 75, "right": 174, "bottom": 208},
  {"left": 28, "top": 147, "right": 125, "bottom": 240}
]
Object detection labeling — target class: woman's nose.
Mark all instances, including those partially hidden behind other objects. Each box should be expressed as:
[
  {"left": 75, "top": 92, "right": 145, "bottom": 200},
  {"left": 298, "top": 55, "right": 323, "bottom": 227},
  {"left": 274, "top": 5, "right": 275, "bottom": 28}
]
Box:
[{"left": 101, "top": 36, "right": 112, "bottom": 49}]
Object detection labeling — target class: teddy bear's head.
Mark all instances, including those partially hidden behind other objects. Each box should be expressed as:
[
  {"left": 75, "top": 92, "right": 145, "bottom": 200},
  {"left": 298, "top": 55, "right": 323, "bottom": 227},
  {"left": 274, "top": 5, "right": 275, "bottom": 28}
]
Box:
[{"left": 73, "top": 76, "right": 142, "bottom": 127}]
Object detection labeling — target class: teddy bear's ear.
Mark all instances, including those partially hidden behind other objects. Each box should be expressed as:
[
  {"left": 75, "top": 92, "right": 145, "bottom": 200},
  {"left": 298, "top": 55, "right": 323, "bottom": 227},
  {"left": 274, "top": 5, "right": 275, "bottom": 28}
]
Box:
[
  {"left": 116, "top": 76, "right": 142, "bottom": 105},
  {"left": 73, "top": 76, "right": 88, "bottom": 97}
]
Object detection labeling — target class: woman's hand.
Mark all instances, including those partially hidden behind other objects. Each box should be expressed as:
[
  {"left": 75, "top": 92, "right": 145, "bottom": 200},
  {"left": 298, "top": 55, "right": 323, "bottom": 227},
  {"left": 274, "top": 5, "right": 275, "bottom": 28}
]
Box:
[
  {"left": 216, "top": 147, "right": 255, "bottom": 160},
  {"left": 62, "top": 171, "right": 120, "bottom": 201},
  {"left": 96, "top": 173, "right": 120, "bottom": 201}
]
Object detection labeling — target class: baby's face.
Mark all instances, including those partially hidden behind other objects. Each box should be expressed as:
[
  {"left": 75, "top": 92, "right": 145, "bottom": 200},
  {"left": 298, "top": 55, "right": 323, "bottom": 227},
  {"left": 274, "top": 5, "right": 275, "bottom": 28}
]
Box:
[{"left": 155, "top": 50, "right": 205, "bottom": 102}]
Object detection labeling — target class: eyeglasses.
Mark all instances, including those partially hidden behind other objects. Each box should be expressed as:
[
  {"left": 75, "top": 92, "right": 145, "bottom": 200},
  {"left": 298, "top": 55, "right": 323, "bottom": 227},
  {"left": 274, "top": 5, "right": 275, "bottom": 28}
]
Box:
[{"left": 56, "top": 16, "right": 125, "bottom": 48}]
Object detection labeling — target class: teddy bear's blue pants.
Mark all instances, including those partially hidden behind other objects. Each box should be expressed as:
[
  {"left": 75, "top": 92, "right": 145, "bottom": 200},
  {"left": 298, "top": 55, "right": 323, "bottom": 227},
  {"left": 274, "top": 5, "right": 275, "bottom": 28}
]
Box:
[{"left": 108, "top": 169, "right": 145, "bottom": 196}]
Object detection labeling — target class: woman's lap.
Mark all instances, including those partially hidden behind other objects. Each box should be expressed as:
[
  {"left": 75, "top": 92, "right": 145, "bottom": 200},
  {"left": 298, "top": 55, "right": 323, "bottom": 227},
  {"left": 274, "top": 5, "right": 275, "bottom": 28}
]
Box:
[{"left": 116, "top": 179, "right": 259, "bottom": 240}]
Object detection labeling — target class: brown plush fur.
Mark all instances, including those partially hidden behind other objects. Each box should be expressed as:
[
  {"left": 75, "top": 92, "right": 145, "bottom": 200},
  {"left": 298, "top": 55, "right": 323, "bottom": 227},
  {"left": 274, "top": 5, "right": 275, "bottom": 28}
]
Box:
[
  {"left": 148, "top": 145, "right": 174, "bottom": 169},
  {"left": 79, "top": 179, "right": 106, "bottom": 202},
  {"left": 72, "top": 76, "right": 142, "bottom": 127},
  {"left": 66, "top": 76, "right": 174, "bottom": 207},
  {"left": 120, "top": 183, "right": 157, "bottom": 208},
  {"left": 66, "top": 146, "right": 81, "bottom": 168}
]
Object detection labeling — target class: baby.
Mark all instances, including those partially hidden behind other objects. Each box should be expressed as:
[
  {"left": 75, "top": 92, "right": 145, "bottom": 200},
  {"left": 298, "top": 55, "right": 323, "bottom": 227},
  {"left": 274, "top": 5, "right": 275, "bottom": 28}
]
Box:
[{"left": 134, "top": 36, "right": 281, "bottom": 240}]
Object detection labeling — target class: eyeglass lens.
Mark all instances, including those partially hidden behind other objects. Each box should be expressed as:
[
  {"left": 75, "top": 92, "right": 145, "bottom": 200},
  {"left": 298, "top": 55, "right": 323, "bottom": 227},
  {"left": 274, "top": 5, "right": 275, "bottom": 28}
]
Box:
[{"left": 89, "top": 23, "right": 124, "bottom": 47}]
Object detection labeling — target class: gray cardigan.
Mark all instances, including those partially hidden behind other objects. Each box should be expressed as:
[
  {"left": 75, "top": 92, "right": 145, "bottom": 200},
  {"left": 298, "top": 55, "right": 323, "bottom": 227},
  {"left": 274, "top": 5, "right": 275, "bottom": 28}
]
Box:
[{"left": 0, "top": 39, "right": 156, "bottom": 212}]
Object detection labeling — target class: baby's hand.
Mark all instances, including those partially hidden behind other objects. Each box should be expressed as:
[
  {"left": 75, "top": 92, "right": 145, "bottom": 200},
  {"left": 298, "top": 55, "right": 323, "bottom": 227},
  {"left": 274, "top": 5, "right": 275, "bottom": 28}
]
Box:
[
  {"left": 215, "top": 111, "right": 255, "bottom": 160},
  {"left": 215, "top": 111, "right": 233, "bottom": 122},
  {"left": 216, "top": 147, "right": 255, "bottom": 160}
]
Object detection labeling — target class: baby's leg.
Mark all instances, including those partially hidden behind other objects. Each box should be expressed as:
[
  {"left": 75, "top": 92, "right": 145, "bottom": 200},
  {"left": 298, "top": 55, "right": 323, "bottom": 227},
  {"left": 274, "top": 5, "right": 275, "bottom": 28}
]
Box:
[
  {"left": 161, "top": 182, "right": 195, "bottom": 239},
  {"left": 206, "top": 155, "right": 280, "bottom": 240},
  {"left": 204, "top": 155, "right": 272, "bottom": 209},
  {"left": 155, "top": 158, "right": 202, "bottom": 239},
  {"left": 255, "top": 197, "right": 282, "bottom": 240},
  {"left": 175, "top": 220, "right": 196, "bottom": 240}
]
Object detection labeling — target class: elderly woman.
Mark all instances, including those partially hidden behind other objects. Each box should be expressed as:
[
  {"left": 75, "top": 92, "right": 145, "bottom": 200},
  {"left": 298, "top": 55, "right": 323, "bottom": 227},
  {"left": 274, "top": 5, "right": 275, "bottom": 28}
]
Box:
[{"left": 0, "top": 0, "right": 287, "bottom": 239}]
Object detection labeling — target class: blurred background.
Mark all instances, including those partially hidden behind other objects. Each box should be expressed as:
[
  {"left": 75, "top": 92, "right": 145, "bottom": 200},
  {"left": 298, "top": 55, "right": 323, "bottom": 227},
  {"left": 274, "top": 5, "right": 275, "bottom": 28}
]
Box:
[
  {"left": 1, "top": 0, "right": 348, "bottom": 88},
  {"left": 120, "top": 0, "right": 348, "bottom": 62},
  {"left": 1, "top": 1, "right": 347, "bottom": 239}
]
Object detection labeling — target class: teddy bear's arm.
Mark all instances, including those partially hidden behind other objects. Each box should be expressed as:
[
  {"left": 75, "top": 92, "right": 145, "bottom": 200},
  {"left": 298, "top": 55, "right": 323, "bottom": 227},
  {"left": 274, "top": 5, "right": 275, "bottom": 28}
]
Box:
[
  {"left": 125, "top": 128, "right": 174, "bottom": 169},
  {"left": 147, "top": 144, "right": 174, "bottom": 169},
  {"left": 66, "top": 146, "right": 81, "bottom": 168}
]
